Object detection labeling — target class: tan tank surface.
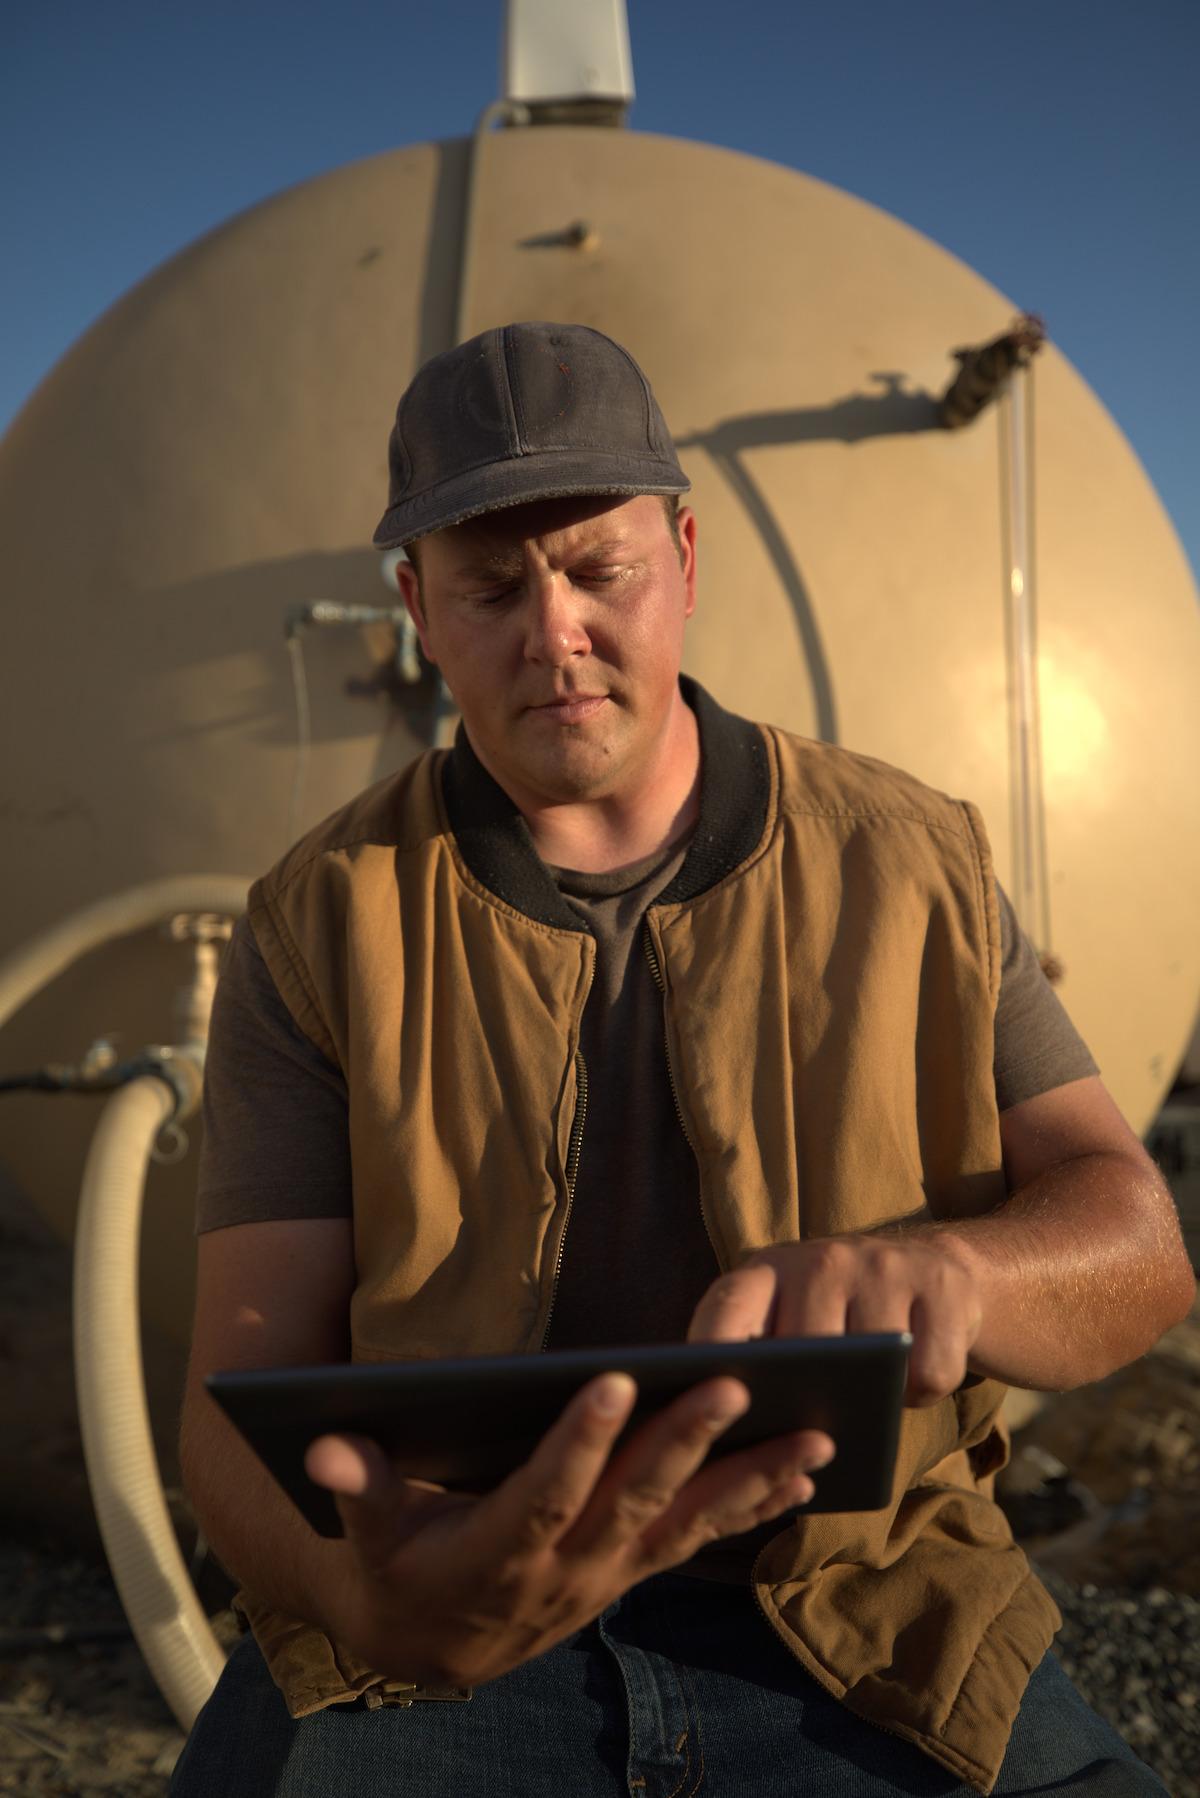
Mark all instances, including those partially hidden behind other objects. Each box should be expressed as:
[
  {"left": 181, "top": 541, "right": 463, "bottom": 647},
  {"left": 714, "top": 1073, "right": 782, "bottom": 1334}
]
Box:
[{"left": 1, "top": 124, "right": 1198, "bottom": 1348}]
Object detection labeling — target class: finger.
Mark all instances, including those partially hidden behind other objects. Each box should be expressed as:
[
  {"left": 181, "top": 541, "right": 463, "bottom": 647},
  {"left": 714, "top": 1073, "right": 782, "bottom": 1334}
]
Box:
[
  {"left": 843, "top": 1271, "right": 915, "bottom": 1342},
  {"left": 561, "top": 1376, "right": 751, "bottom": 1556},
  {"left": 477, "top": 1372, "right": 639, "bottom": 1556},
  {"left": 305, "top": 1431, "right": 386, "bottom": 1496},
  {"left": 904, "top": 1293, "right": 972, "bottom": 1405},
  {"left": 637, "top": 1428, "right": 836, "bottom": 1566},
  {"left": 305, "top": 1434, "right": 462, "bottom": 1564},
  {"left": 770, "top": 1240, "right": 856, "bottom": 1337},
  {"left": 687, "top": 1263, "right": 778, "bottom": 1343}
]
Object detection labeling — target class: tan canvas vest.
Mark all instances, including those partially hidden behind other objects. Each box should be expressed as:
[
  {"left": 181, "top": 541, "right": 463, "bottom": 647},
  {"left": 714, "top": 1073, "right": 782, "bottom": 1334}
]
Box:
[{"left": 239, "top": 682, "right": 1058, "bottom": 1793}]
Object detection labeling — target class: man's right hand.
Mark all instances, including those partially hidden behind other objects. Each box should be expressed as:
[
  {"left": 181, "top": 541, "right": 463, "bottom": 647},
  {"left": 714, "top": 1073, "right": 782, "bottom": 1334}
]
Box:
[{"left": 305, "top": 1372, "right": 834, "bottom": 1690}]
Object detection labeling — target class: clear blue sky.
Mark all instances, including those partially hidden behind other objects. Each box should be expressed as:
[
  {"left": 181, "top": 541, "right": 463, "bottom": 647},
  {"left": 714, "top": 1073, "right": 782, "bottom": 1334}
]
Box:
[{"left": 4, "top": 0, "right": 1198, "bottom": 583}]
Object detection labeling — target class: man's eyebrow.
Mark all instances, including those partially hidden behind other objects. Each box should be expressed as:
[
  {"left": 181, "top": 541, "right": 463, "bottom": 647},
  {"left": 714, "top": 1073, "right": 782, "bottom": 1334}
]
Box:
[
  {"left": 564, "top": 538, "right": 632, "bottom": 561},
  {"left": 448, "top": 537, "right": 634, "bottom": 578},
  {"left": 448, "top": 547, "right": 525, "bottom": 580}
]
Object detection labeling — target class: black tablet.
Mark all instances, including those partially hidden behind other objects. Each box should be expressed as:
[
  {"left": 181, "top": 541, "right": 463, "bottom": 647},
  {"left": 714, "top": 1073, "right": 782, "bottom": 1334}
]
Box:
[{"left": 207, "top": 1332, "right": 911, "bottom": 1537}]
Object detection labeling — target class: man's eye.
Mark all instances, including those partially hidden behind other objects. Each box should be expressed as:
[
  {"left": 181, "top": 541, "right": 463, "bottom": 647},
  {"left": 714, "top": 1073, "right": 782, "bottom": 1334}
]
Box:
[
  {"left": 470, "top": 585, "right": 518, "bottom": 605},
  {"left": 575, "top": 568, "right": 620, "bottom": 585}
]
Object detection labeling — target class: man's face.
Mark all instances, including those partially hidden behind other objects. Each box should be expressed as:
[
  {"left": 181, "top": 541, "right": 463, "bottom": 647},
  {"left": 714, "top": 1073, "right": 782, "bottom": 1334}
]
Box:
[{"left": 397, "top": 494, "right": 697, "bottom": 812}]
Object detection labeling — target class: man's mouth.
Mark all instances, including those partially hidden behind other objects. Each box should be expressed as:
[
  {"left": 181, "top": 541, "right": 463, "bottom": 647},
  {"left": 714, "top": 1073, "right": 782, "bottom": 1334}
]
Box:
[{"left": 527, "top": 694, "right": 609, "bottom": 723}]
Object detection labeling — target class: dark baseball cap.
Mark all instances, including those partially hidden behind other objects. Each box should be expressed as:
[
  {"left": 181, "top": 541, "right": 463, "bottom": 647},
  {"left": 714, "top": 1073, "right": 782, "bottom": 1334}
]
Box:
[{"left": 373, "top": 322, "right": 690, "bottom": 550}]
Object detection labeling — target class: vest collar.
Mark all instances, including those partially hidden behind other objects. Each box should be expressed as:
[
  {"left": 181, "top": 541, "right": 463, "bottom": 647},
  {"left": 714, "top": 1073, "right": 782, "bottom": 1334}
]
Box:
[{"left": 440, "top": 677, "right": 771, "bottom": 930}]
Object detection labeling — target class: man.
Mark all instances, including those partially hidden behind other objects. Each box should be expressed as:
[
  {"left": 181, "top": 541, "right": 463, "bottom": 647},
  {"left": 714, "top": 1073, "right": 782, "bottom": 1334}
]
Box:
[{"left": 173, "top": 323, "right": 1193, "bottom": 1796}]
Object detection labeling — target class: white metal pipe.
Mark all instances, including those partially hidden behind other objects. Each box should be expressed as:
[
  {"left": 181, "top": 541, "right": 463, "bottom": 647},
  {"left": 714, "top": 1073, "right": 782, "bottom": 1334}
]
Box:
[
  {"left": 1001, "top": 364, "right": 1051, "bottom": 953},
  {"left": 453, "top": 98, "right": 529, "bottom": 351},
  {"left": 0, "top": 875, "right": 248, "bottom": 1032}
]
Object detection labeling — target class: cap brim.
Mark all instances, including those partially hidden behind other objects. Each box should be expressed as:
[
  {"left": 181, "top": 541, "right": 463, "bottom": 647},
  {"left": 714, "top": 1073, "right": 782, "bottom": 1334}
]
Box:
[{"left": 372, "top": 449, "right": 690, "bottom": 550}]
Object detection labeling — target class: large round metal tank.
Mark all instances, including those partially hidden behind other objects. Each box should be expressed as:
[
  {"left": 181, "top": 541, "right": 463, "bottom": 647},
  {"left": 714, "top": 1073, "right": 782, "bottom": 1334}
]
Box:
[{"left": 1, "top": 126, "right": 1197, "bottom": 1347}]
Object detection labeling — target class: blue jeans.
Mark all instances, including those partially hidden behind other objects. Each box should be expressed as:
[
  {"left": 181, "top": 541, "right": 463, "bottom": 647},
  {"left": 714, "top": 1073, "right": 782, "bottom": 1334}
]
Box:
[{"left": 170, "top": 1571, "right": 1167, "bottom": 1796}]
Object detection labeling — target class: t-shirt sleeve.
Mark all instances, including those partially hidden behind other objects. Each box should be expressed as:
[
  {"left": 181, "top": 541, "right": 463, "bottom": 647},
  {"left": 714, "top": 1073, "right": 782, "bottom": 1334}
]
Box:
[
  {"left": 196, "top": 914, "right": 352, "bottom": 1233},
  {"left": 993, "top": 882, "right": 1098, "bottom": 1111}
]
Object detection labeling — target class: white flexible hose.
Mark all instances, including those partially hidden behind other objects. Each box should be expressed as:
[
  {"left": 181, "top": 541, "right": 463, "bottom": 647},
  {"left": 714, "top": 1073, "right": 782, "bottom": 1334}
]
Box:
[
  {"left": 0, "top": 878, "right": 248, "bottom": 1729},
  {"left": 74, "top": 1076, "right": 228, "bottom": 1729},
  {"left": 0, "top": 875, "right": 248, "bottom": 1031}
]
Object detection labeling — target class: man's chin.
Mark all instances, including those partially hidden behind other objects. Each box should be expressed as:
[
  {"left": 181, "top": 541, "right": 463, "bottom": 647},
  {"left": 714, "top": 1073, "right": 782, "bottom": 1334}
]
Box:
[
  {"left": 499, "top": 732, "right": 627, "bottom": 807},
  {"left": 461, "top": 703, "right": 635, "bottom": 803},
  {"left": 529, "top": 748, "right": 623, "bottom": 804}
]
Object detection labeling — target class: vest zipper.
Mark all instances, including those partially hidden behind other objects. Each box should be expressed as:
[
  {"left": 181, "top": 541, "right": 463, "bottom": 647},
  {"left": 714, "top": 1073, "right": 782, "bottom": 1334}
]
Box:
[
  {"left": 641, "top": 921, "right": 725, "bottom": 1273},
  {"left": 539, "top": 1049, "right": 588, "bottom": 1349}
]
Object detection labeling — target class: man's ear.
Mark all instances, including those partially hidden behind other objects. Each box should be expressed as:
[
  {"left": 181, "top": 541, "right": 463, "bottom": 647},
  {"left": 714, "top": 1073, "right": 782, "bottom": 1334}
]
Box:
[
  {"left": 677, "top": 506, "right": 698, "bottom": 620},
  {"left": 394, "top": 559, "right": 437, "bottom": 664}
]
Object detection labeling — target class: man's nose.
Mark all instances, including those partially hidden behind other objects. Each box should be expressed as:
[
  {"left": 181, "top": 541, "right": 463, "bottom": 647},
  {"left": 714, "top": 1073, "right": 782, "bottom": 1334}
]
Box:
[{"left": 522, "top": 573, "right": 591, "bottom": 664}]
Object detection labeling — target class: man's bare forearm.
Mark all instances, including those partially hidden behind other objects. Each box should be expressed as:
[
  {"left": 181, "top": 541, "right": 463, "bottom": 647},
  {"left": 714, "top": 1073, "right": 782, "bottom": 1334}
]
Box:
[
  {"left": 689, "top": 1082, "right": 1194, "bottom": 1410},
  {"left": 180, "top": 1376, "right": 354, "bottom": 1635},
  {"left": 928, "top": 1149, "right": 1194, "bottom": 1391},
  {"left": 180, "top": 1218, "right": 362, "bottom": 1635}
]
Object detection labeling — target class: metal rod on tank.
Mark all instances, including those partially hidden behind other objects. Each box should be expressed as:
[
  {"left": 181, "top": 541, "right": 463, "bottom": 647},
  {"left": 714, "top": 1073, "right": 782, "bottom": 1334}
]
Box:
[
  {"left": 454, "top": 99, "right": 530, "bottom": 349},
  {"left": 283, "top": 601, "right": 421, "bottom": 847},
  {"left": 1002, "top": 361, "right": 1052, "bottom": 956}
]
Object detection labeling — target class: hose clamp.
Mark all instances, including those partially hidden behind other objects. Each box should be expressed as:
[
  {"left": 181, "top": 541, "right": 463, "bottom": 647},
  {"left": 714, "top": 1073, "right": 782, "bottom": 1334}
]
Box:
[{"left": 135, "top": 1044, "right": 204, "bottom": 1123}]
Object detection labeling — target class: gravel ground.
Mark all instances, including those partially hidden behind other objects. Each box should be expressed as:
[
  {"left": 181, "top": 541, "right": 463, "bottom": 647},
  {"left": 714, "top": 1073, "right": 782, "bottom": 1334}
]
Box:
[
  {"left": 1040, "top": 1571, "right": 1199, "bottom": 1794},
  {"left": 0, "top": 1546, "right": 185, "bottom": 1795}
]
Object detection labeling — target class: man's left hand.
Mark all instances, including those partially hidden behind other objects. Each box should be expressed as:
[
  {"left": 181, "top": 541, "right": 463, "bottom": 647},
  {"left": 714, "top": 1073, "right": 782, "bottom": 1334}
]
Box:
[{"left": 687, "top": 1236, "right": 983, "bottom": 1407}]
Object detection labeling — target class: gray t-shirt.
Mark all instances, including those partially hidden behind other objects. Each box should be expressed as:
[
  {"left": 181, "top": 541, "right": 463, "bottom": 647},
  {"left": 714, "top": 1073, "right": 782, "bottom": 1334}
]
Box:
[{"left": 543, "top": 841, "right": 705, "bottom": 1351}]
